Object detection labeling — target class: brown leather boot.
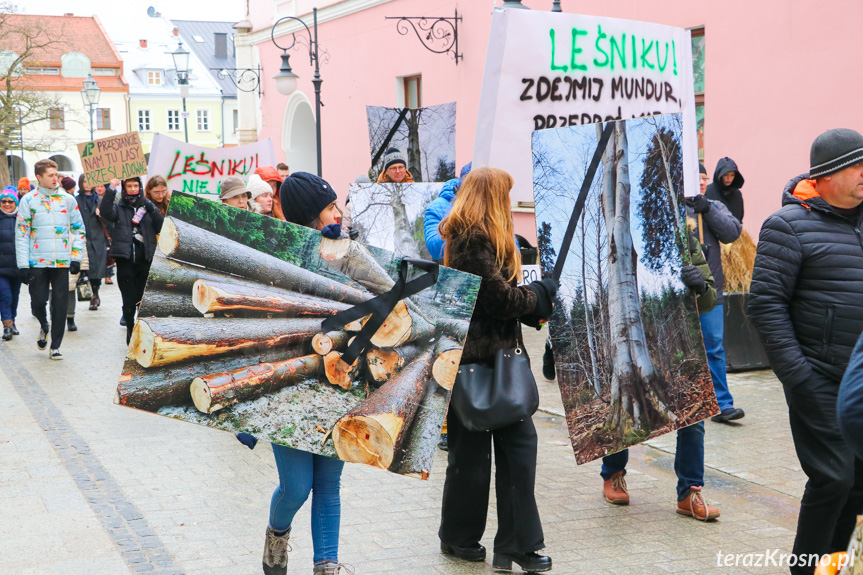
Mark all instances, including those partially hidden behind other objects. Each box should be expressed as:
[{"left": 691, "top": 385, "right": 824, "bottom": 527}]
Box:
[
  {"left": 676, "top": 486, "right": 720, "bottom": 521},
  {"left": 603, "top": 471, "right": 630, "bottom": 505}
]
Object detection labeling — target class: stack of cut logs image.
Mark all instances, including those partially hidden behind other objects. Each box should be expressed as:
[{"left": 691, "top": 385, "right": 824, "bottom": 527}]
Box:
[{"left": 114, "top": 214, "right": 473, "bottom": 478}]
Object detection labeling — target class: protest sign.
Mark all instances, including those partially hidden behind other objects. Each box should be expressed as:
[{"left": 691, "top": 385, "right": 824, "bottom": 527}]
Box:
[
  {"left": 148, "top": 134, "right": 276, "bottom": 197},
  {"left": 533, "top": 114, "right": 718, "bottom": 464},
  {"left": 475, "top": 9, "right": 698, "bottom": 203},
  {"left": 77, "top": 132, "right": 147, "bottom": 187},
  {"left": 115, "top": 192, "right": 480, "bottom": 478}
]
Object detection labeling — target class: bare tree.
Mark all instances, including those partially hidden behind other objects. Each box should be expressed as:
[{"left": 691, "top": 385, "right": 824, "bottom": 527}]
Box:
[{"left": 0, "top": 6, "right": 64, "bottom": 186}]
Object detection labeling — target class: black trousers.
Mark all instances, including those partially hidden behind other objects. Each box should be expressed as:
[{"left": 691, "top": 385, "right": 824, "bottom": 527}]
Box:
[
  {"left": 29, "top": 268, "right": 69, "bottom": 349},
  {"left": 439, "top": 408, "right": 544, "bottom": 554},
  {"left": 116, "top": 258, "right": 151, "bottom": 343},
  {"left": 784, "top": 375, "right": 863, "bottom": 575}
]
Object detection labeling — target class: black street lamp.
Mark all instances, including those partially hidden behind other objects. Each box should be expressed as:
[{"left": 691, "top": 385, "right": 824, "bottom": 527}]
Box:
[
  {"left": 80, "top": 73, "right": 101, "bottom": 141},
  {"left": 172, "top": 41, "right": 191, "bottom": 143},
  {"left": 272, "top": 8, "right": 323, "bottom": 177}
]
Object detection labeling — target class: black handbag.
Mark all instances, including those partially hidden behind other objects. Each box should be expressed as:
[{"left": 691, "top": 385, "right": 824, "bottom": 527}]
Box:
[{"left": 450, "top": 328, "right": 539, "bottom": 432}]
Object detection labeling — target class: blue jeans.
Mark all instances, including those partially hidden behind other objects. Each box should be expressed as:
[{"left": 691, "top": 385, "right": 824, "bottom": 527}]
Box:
[
  {"left": 699, "top": 304, "right": 734, "bottom": 411},
  {"left": 600, "top": 422, "right": 706, "bottom": 500},
  {"left": 0, "top": 275, "right": 21, "bottom": 322},
  {"left": 270, "top": 444, "right": 344, "bottom": 564}
]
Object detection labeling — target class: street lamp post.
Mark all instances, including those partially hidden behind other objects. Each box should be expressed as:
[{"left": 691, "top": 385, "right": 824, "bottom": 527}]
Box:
[
  {"left": 272, "top": 7, "right": 323, "bottom": 177},
  {"left": 80, "top": 73, "right": 101, "bottom": 141},
  {"left": 172, "top": 42, "right": 191, "bottom": 143}
]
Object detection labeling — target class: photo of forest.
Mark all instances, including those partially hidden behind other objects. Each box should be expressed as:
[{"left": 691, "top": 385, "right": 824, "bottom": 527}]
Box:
[
  {"left": 532, "top": 114, "right": 718, "bottom": 465},
  {"left": 115, "top": 192, "right": 480, "bottom": 479},
  {"left": 348, "top": 182, "right": 443, "bottom": 260},
  {"left": 367, "top": 103, "right": 456, "bottom": 182}
]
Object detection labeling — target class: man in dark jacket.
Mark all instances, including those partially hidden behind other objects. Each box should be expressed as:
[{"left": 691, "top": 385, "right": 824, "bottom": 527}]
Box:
[
  {"left": 749, "top": 128, "right": 863, "bottom": 575},
  {"left": 839, "top": 332, "right": 863, "bottom": 461},
  {"left": 686, "top": 166, "right": 744, "bottom": 422},
  {"left": 705, "top": 157, "right": 745, "bottom": 222}
]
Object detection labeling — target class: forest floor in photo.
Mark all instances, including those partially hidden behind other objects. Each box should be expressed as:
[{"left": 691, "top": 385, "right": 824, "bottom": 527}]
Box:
[{"left": 0, "top": 288, "right": 804, "bottom": 574}]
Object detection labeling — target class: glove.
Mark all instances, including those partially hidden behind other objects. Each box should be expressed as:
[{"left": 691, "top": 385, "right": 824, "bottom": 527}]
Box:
[
  {"left": 19, "top": 268, "right": 31, "bottom": 285},
  {"left": 348, "top": 228, "right": 360, "bottom": 241},
  {"left": 680, "top": 264, "right": 706, "bottom": 294},
  {"left": 690, "top": 194, "right": 712, "bottom": 214},
  {"left": 321, "top": 223, "right": 342, "bottom": 240},
  {"left": 527, "top": 278, "right": 559, "bottom": 319},
  {"left": 70, "top": 261, "right": 81, "bottom": 275}
]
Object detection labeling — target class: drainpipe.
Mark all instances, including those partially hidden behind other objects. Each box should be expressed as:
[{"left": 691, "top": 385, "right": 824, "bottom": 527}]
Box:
[{"left": 220, "top": 90, "right": 225, "bottom": 146}]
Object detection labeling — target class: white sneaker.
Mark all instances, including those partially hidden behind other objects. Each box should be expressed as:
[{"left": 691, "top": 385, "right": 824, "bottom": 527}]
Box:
[{"left": 49, "top": 349, "right": 63, "bottom": 360}]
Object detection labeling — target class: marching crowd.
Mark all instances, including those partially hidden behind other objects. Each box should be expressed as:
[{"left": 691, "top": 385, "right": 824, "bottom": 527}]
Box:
[{"left": 1, "top": 130, "right": 862, "bottom": 575}]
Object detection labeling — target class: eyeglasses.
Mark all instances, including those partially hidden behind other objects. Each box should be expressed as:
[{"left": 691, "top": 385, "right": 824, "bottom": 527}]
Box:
[{"left": 0, "top": 200, "right": 16, "bottom": 204}]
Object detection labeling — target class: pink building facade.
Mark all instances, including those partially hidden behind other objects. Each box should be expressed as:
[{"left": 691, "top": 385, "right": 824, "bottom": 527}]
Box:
[{"left": 241, "top": 0, "right": 863, "bottom": 244}]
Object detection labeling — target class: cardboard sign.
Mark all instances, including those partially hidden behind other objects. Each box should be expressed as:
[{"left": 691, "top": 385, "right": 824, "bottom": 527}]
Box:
[
  {"left": 533, "top": 114, "right": 717, "bottom": 465},
  {"left": 77, "top": 132, "right": 147, "bottom": 187},
  {"left": 114, "top": 192, "right": 480, "bottom": 479},
  {"left": 518, "top": 265, "right": 541, "bottom": 286},
  {"left": 148, "top": 134, "right": 276, "bottom": 197},
  {"left": 474, "top": 9, "right": 698, "bottom": 202}
]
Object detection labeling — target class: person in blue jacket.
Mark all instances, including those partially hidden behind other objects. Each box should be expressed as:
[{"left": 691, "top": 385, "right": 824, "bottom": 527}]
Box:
[{"left": 424, "top": 162, "right": 471, "bottom": 262}]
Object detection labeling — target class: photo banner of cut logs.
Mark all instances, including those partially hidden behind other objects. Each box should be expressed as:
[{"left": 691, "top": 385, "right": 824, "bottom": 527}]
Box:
[
  {"left": 114, "top": 191, "right": 480, "bottom": 478},
  {"left": 533, "top": 114, "right": 718, "bottom": 465},
  {"left": 367, "top": 102, "right": 456, "bottom": 183}
]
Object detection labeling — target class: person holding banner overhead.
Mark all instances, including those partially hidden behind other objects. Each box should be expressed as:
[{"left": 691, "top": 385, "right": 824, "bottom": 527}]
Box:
[
  {"left": 438, "top": 166, "right": 556, "bottom": 573},
  {"left": 99, "top": 176, "right": 163, "bottom": 344},
  {"left": 260, "top": 172, "right": 351, "bottom": 575}
]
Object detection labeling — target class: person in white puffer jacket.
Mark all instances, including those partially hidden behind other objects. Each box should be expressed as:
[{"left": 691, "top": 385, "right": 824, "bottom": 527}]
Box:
[{"left": 15, "top": 158, "right": 85, "bottom": 360}]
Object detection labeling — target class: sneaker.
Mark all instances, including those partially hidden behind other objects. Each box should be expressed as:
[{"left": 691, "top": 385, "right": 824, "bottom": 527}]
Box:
[
  {"left": 262, "top": 527, "right": 291, "bottom": 575},
  {"left": 542, "top": 341, "right": 556, "bottom": 380},
  {"left": 438, "top": 433, "right": 448, "bottom": 451},
  {"left": 105, "top": 277, "right": 113, "bottom": 285},
  {"left": 67, "top": 317, "right": 77, "bottom": 332},
  {"left": 37, "top": 328, "right": 48, "bottom": 350},
  {"left": 313, "top": 562, "right": 356, "bottom": 575},
  {"left": 49, "top": 349, "right": 63, "bottom": 360},
  {"left": 119, "top": 315, "right": 126, "bottom": 327},
  {"left": 676, "top": 486, "right": 720, "bottom": 521},
  {"left": 603, "top": 471, "right": 630, "bottom": 505},
  {"left": 711, "top": 407, "right": 744, "bottom": 423}
]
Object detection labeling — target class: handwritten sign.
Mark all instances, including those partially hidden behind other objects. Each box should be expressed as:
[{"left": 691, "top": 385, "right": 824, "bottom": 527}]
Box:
[
  {"left": 518, "top": 264, "right": 542, "bottom": 286},
  {"left": 474, "top": 10, "right": 698, "bottom": 202},
  {"left": 77, "top": 132, "right": 147, "bottom": 187},
  {"left": 148, "top": 134, "right": 276, "bottom": 196}
]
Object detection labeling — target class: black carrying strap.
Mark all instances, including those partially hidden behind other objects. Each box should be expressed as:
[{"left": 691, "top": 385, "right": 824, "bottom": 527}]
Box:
[
  {"left": 552, "top": 122, "right": 616, "bottom": 282},
  {"left": 321, "top": 258, "right": 439, "bottom": 365}
]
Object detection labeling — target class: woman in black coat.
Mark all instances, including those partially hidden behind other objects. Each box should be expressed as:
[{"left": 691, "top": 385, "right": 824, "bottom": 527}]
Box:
[
  {"left": 99, "top": 177, "right": 163, "bottom": 343},
  {"left": 76, "top": 174, "right": 109, "bottom": 309},
  {"left": 437, "top": 167, "right": 557, "bottom": 574}
]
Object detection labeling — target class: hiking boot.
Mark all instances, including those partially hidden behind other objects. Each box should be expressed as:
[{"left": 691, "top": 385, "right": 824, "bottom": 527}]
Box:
[
  {"left": 676, "top": 486, "right": 720, "bottom": 521},
  {"left": 262, "top": 527, "right": 291, "bottom": 575},
  {"left": 711, "top": 407, "right": 744, "bottom": 423},
  {"left": 89, "top": 295, "right": 100, "bottom": 310},
  {"left": 438, "top": 433, "right": 448, "bottom": 451},
  {"left": 11, "top": 322, "right": 18, "bottom": 335},
  {"left": 603, "top": 471, "right": 630, "bottom": 505},
  {"left": 2, "top": 320, "right": 12, "bottom": 341},
  {"left": 67, "top": 317, "right": 77, "bottom": 332},
  {"left": 313, "top": 562, "right": 356, "bottom": 575},
  {"left": 492, "top": 551, "right": 552, "bottom": 572},
  {"left": 542, "top": 341, "right": 556, "bottom": 381},
  {"left": 49, "top": 349, "right": 63, "bottom": 360},
  {"left": 441, "top": 541, "right": 486, "bottom": 562},
  {"left": 37, "top": 328, "right": 48, "bottom": 350}
]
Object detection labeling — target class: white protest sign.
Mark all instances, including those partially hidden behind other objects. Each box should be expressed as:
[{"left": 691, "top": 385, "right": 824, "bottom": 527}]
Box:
[
  {"left": 474, "top": 9, "right": 698, "bottom": 202},
  {"left": 148, "top": 134, "right": 276, "bottom": 196},
  {"left": 518, "top": 264, "right": 542, "bottom": 286}
]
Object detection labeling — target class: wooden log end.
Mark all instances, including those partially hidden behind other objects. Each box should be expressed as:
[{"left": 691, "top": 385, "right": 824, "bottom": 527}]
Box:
[
  {"left": 324, "top": 351, "right": 357, "bottom": 390},
  {"left": 366, "top": 348, "right": 400, "bottom": 383},
  {"left": 312, "top": 333, "right": 334, "bottom": 355},
  {"left": 131, "top": 320, "right": 157, "bottom": 369},
  {"left": 369, "top": 301, "right": 412, "bottom": 348},
  {"left": 192, "top": 280, "right": 213, "bottom": 315},
  {"left": 190, "top": 377, "right": 217, "bottom": 413},
  {"left": 158, "top": 217, "right": 179, "bottom": 257},
  {"left": 332, "top": 413, "right": 403, "bottom": 469},
  {"left": 318, "top": 236, "right": 352, "bottom": 262},
  {"left": 432, "top": 348, "right": 463, "bottom": 391}
]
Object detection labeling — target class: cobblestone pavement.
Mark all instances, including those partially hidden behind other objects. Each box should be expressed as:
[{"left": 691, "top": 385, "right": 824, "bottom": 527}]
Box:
[{"left": 1, "top": 284, "right": 805, "bottom": 574}]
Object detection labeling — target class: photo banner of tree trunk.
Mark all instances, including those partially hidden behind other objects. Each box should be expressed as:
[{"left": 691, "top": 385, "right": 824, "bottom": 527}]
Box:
[
  {"left": 532, "top": 113, "right": 718, "bottom": 465},
  {"left": 114, "top": 191, "right": 480, "bottom": 479},
  {"left": 366, "top": 103, "right": 456, "bottom": 182}
]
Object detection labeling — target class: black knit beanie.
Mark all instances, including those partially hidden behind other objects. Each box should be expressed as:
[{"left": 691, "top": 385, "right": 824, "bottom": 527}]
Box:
[
  {"left": 279, "top": 172, "right": 337, "bottom": 226},
  {"left": 699, "top": 162, "right": 707, "bottom": 175},
  {"left": 809, "top": 128, "right": 863, "bottom": 178},
  {"left": 383, "top": 147, "right": 406, "bottom": 171}
]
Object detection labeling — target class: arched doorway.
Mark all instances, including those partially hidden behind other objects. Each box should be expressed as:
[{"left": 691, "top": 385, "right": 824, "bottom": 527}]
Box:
[
  {"left": 282, "top": 92, "right": 317, "bottom": 175},
  {"left": 49, "top": 154, "right": 74, "bottom": 172}
]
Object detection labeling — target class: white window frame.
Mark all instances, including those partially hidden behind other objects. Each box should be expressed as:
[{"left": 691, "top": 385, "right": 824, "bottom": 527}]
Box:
[
  {"left": 196, "top": 108, "right": 209, "bottom": 132},
  {"left": 167, "top": 109, "right": 181, "bottom": 132},
  {"left": 96, "top": 108, "right": 111, "bottom": 130},
  {"left": 147, "top": 70, "right": 162, "bottom": 85},
  {"left": 137, "top": 109, "right": 152, "bottom": 132}
]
